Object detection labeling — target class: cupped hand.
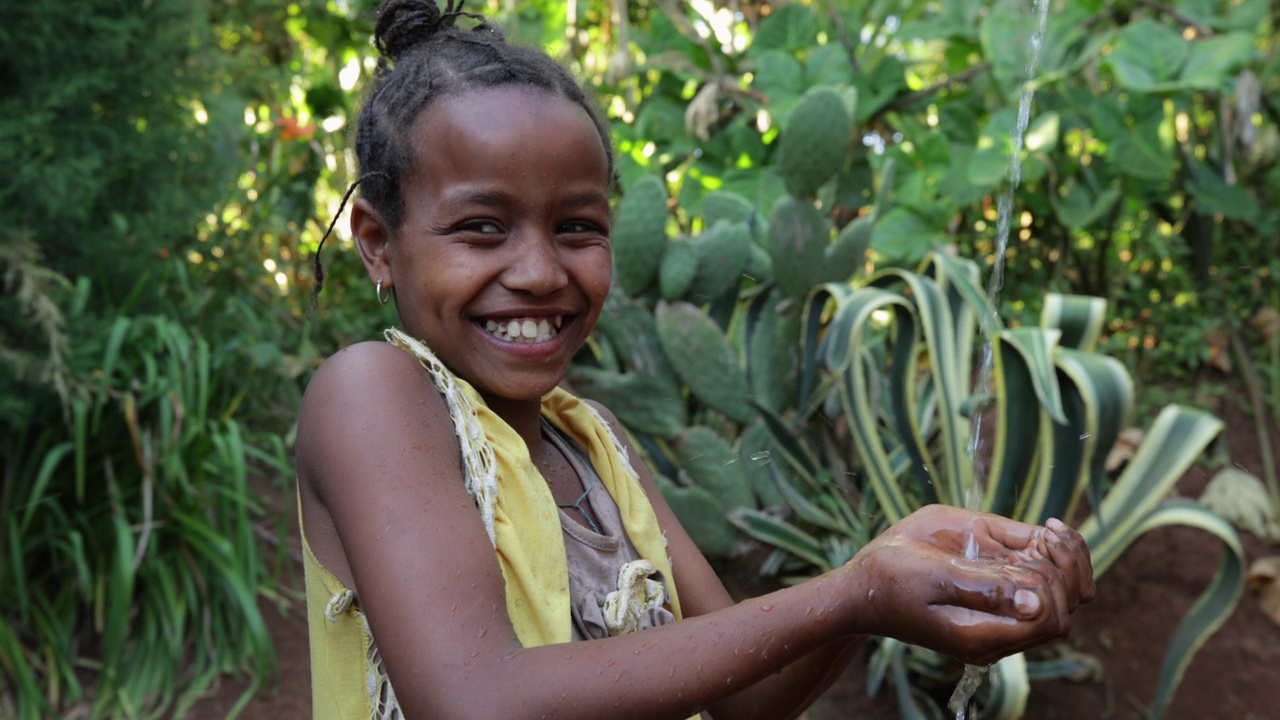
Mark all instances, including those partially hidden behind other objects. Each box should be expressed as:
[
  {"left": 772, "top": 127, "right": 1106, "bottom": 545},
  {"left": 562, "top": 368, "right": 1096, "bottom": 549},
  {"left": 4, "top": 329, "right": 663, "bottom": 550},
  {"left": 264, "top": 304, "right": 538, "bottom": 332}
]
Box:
[{"left": 844, "top": 505, "right": 1096, "bottom": 665}]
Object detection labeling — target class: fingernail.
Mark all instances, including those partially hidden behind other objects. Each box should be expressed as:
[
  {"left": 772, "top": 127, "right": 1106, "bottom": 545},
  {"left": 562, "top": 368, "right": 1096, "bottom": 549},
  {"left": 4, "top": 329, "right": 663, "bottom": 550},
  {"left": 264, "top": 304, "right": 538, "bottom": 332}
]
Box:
[
  {"left": 1015, "top": 588, "right": 1041, "bottom": 615},
  {"left": 1047, "top": 518, "right": 1067, "bottom": 533}
]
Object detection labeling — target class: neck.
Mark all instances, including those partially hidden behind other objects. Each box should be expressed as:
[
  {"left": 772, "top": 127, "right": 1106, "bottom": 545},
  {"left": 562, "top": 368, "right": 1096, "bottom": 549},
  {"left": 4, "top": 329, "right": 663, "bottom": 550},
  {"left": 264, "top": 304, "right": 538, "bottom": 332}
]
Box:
[{"left": 480, "top": 392, "right": 546, "bottom": 450}]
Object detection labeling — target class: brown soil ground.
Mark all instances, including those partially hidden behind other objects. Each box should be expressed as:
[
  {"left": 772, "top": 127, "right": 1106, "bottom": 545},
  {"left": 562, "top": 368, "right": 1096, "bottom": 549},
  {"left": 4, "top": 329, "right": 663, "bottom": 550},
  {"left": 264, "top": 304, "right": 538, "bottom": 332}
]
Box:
[{"left": 186, "top": 383, "right": 1279, "bottom": 720}]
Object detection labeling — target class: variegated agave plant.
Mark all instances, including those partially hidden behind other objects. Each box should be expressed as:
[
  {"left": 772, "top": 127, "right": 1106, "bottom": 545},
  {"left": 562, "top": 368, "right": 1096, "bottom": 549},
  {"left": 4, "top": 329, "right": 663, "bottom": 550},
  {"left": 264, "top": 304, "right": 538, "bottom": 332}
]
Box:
[{"left": 730, "top": 251, "right": 1243, "bottom": 720}]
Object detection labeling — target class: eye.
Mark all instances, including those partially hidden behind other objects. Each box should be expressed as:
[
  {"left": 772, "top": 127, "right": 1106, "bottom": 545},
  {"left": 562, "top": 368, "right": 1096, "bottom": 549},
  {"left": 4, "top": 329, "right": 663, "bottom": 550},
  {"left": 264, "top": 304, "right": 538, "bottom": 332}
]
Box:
[
  {"left": 457, "top": 219, "right": 503, "bottom": 235},
  {"left": 557, "top": 220, "right": 609, "bottom": 238}
]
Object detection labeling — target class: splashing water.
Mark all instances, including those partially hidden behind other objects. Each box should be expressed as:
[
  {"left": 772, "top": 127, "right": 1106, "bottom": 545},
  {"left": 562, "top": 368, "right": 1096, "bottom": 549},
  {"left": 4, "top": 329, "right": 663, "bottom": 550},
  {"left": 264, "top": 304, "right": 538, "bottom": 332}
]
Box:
[{"left": 952, "top": 0, "right": 1052, "bottom": 717}]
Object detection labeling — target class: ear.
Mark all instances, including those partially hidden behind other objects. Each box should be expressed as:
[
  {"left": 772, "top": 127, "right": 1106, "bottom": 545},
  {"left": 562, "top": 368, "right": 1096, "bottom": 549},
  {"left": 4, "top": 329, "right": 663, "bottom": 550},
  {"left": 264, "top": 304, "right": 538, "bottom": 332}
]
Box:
[{"left": 351, "top": 198, "right": 394, "bottom": 290}]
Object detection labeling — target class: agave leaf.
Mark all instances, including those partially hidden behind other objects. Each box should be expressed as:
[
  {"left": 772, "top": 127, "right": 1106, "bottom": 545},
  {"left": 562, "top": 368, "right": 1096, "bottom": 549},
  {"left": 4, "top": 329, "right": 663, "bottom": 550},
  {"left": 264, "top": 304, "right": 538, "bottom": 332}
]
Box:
[
  {"left": 727, "top": 508, "right": 830, "bottom": 571},
  {"left": 824, "top": 288, "right": 921, "bottom": 521},
  {"left": 752, "top": 402, "right": 824, "bottom": 493},
  {"left": 1046, "top": 349, "right": 1132, "bottom": 523},
  {"left": 1112, "top": 500, "right": 1243, "bottom": 720},
  {"left": 986, "top": 334, "right": 1049, "bottom": 518},
  {"left": 921, "top": 253, "right": 991, "bottom": 373},
  {"left": 1041, "top": 294, "right": 1107, "bottom": 352},
  {"left": 998, "top": 328, "right": 1067, "bottom": 425},
  {"left": 873, "top": 269, "right": 971, "bottom": 506},
  {"left": 984, "top": 653, "right": 1030, "bottom": 720},
  {"left": 800, "top": 283, "right": 854, "bottom": 410},
  {"left": 767, "top": 463, "right": 850, "bottom": 535},
  {"left": 1079, "top": 404, "right": 1224, "bottom": 574}
]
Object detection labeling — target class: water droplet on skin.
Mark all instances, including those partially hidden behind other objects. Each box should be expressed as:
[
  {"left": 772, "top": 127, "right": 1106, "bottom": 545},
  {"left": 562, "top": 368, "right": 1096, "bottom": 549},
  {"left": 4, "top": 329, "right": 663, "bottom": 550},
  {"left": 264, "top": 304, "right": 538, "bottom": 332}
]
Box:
[
  {"left": 760, "top": 603, "right": 774, "bottom": 612},
  {"left": 866, "top": 589, "right": 876, "bottom": 601}
]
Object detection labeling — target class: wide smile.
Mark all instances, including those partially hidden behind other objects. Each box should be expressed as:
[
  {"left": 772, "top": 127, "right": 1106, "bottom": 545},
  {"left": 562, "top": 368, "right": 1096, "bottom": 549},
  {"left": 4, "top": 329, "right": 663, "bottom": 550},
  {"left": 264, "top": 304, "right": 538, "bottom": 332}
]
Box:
[{"left": 479, "top": 315, "right": 566, "bottom": 344}]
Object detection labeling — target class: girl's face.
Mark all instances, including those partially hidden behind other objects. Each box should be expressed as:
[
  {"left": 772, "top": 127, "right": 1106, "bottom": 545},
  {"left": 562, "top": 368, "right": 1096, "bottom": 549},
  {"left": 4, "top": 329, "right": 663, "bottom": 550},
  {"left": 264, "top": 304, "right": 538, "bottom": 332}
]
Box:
[{"left": 364, "top": 86, "right": 613, "bottom": 406}]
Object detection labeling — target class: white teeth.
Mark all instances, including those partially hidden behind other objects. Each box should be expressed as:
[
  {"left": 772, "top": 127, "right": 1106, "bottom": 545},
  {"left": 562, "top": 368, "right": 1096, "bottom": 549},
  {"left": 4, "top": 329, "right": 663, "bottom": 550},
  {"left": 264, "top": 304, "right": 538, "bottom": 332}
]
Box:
[{"left": 482, "top": 316, "right": 564, "bottom": 344}]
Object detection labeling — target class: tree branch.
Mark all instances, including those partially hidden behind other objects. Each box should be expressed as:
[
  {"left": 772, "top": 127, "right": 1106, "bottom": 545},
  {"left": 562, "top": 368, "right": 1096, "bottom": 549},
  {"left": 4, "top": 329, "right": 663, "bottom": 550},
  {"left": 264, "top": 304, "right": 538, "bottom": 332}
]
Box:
[
  {"left": 1133, "top": 0, "right": 1214, "bottom": 37},
  {"left": 873, "top": 62, "right": 992, "bottom": 120}
]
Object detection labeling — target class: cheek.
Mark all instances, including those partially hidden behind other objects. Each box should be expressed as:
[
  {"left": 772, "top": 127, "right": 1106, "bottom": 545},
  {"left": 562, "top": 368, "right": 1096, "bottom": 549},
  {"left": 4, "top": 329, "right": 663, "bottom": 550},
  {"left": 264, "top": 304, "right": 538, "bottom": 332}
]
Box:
[{"left": 575, "top": 249, "right": 613, "bottom": 300}]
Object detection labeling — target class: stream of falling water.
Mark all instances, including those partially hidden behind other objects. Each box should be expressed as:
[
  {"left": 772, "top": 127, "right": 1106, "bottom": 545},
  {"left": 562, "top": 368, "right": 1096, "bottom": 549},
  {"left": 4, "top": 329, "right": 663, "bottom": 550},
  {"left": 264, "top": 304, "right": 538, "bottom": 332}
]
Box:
[{"left": 949, "top": 0, "right": 1052, "bottom": 717}]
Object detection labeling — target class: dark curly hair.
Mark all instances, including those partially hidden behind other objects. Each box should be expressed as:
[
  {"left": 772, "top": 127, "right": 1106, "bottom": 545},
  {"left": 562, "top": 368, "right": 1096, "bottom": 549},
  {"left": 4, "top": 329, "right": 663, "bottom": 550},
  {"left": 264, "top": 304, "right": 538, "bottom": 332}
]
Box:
[{"left": 312, "top": 0, "right": 615, "bottom": 301}]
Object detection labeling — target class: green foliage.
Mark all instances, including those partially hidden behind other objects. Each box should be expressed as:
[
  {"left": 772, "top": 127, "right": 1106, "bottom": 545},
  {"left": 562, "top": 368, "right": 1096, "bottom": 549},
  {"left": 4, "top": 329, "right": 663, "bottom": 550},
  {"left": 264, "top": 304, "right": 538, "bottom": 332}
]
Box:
[
  {"left": 1, "top": 286, "right": 287, "bottom": 718},
  {"left": 731, "top": 253, "right": 1242, "bottom": 719},
  {"left": 584, "top": 8, "right": 1268, "bottom": 714},
  {"left": 2, "top": 0, "right": 1273, "bottom": 714},
  {"left": 0, "top": 1, "right": 243, "bottom": 307},
  {"left": 0, "top": 0, "right": 377, "bottom": 714}
]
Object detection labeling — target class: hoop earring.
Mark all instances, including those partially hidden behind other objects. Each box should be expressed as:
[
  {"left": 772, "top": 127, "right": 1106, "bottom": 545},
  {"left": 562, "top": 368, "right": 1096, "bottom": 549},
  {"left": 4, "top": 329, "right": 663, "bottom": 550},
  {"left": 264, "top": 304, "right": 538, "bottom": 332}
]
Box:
[{"left": 375, "top": 277, "right": 390, "bottom": 305}]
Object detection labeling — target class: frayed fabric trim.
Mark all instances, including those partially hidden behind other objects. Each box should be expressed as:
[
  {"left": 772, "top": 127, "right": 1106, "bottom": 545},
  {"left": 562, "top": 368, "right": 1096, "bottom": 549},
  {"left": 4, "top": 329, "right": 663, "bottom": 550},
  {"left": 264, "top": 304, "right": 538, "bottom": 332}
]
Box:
[{"left": 384, "top": 327, "right": 500, "bottom": 546}]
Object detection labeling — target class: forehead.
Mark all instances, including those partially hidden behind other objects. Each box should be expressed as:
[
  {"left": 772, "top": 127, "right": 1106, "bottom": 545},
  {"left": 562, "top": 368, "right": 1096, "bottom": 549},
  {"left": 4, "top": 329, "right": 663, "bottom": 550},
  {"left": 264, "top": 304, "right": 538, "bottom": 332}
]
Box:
[{"left": 404, "top": 86, "right": 609, "bottom": 184}]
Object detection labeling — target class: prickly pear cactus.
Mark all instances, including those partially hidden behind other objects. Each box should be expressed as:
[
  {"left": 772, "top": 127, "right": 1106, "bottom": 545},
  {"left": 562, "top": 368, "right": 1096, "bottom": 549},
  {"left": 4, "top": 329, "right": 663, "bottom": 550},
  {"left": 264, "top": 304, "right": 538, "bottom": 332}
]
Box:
[
  {"left": 654, "top": 300, "right": 754, "bottom": 423},
  {"left": 567, "top": 294, "right": 686, "bottom": 435},
  {"left": 822, "top": 215, "right": 873, "bottom": 284},
  {"left": 776, "top": 87, "right": 853, "bottom": 199},
  {"left": 687, "top": 221, "right": 752, "bottom": 302},
  {"left": 768, "top": 195, "right": 829, "bottom": 299},
  {"left": 611, "top": 175, "right": 669, "bottom": 297},
  {"left": 701, "top": 190, "right": 755, "bottom": 228},
  {"left": 654, "top": 475, "right": 737, "bottom": 558},
  {"left": 674, "top": 426, "right": 757, "bottom": 511},
  {"left": 658, "top": 238, "right": 697, "bottom": 301}
]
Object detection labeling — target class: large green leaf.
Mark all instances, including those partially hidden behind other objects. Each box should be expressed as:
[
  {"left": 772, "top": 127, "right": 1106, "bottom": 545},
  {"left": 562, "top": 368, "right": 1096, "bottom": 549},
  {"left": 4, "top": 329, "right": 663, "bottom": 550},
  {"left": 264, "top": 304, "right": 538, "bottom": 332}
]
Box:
[
  {"left": 1178, "top": 32, "right": 1257, "bottom": 90},
  {"left": 1107, "top": 19, "right": 1189, "bottom": 91}
]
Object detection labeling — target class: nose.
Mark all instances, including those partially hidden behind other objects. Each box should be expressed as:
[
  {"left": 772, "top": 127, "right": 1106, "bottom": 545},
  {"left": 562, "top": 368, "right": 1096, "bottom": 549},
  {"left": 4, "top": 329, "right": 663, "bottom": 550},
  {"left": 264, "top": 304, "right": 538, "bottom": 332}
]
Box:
[{"left": 501, "top": 232, "right": 568, "bottom": 296}]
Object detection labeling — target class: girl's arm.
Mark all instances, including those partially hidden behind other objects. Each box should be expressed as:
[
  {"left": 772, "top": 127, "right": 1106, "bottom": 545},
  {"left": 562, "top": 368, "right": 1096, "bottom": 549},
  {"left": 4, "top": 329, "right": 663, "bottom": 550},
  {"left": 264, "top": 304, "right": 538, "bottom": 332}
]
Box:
[
  {"left": 597, "top": 403, "right": 1093, "bottom": 720},
  {"left": 591, "top": 402, "right": 866, "bottom": 720},
  {"left": 298, "top": 342, "right": 1093, "bottom": 720}
]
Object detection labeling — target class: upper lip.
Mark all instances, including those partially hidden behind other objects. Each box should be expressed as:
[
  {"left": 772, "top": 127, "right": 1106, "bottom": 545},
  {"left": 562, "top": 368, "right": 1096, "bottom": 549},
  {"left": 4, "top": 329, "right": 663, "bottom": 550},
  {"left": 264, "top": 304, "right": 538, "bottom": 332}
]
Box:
[{"left": 473, "top": 306, "right": 577, "bottom": 320}]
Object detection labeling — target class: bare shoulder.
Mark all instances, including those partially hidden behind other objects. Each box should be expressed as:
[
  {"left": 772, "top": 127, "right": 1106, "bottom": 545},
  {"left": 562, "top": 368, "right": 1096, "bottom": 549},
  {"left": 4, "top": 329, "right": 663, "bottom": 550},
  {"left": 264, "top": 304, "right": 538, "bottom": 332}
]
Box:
[{"left": 297, "top": 341, "right": 456, "bottom": 495}]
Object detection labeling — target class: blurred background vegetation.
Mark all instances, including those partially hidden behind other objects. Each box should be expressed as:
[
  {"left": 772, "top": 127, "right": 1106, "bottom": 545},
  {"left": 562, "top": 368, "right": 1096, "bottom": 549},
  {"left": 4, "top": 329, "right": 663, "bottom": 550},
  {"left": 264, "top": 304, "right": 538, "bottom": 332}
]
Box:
[{"left": 1, "top": 0, "right": 1275, "bottom": 717}]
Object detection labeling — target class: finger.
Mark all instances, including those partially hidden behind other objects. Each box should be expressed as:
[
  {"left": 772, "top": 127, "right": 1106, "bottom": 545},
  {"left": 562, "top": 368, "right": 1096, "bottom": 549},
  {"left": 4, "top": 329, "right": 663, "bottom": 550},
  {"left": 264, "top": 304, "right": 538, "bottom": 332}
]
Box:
[
  {"left": 947, "top": 564, "right": 1044, "bottom": 620},
  {"left": 1044, "top": 515, "right": 1095, "bottom": 599},
  {"left": 1009, "top": 548, "right": 1073, "bottom": 635},
  {"left": 930, "top": 604, "right": 1055, "bottom": 666},
  {"left": 976, "top": 513, "right": 1041, "bottom": 553}
]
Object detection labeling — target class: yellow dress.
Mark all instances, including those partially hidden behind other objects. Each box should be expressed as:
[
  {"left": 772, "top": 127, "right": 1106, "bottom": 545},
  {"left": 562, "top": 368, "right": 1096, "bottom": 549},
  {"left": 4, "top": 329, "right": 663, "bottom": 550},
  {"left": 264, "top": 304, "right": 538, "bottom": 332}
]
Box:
[{"left": 303, "top": 328, "right": 685, "bottom": 719}]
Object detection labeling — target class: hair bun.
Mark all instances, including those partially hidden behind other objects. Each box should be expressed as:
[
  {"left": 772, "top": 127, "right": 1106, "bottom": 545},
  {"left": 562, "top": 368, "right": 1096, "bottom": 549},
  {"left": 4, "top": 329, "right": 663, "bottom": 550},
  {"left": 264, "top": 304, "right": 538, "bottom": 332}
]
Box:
[
  {"left": 374, "top": 0, "right": 447, "bottom": 64},
  {"left": 374, "top": 0, "right": 499, "bottom": 66}
]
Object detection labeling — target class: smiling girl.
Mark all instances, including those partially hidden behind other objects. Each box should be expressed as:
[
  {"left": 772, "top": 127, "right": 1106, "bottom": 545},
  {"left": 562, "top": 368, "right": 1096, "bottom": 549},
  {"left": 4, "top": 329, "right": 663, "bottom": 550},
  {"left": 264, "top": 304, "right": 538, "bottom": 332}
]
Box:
[{"left": 297, "top": 2, "right": 1096, "bottom": 718}]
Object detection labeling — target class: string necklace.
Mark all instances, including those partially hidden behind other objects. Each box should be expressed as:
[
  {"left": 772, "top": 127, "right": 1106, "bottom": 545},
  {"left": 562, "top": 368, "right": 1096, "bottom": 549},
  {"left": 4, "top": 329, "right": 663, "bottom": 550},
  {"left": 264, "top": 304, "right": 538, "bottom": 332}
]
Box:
[{"left": 541, "top": 418, "right": 603, "bottom": 535}]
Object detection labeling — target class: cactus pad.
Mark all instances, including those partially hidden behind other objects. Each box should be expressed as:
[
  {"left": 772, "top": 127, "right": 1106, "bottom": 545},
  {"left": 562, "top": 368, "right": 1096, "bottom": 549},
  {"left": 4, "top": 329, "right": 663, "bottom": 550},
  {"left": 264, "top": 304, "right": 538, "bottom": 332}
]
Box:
[
  {"left": 654, "top": 301, "right": 754, "bottom": 423},
  {"left": 776, "top": 88, "right": 852, "bottom": 199},
  {"left": 768, "top": 195, "right": 830, "bottom": 299},
  {"left": 674, "top": 426, "right": 757, "bottom": 511},
  {"left": 612, "top": 175, "right": 670, "bottom": 297},
  {"left": 658, "top": 238, "right": 698, "bottom": 301}
]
